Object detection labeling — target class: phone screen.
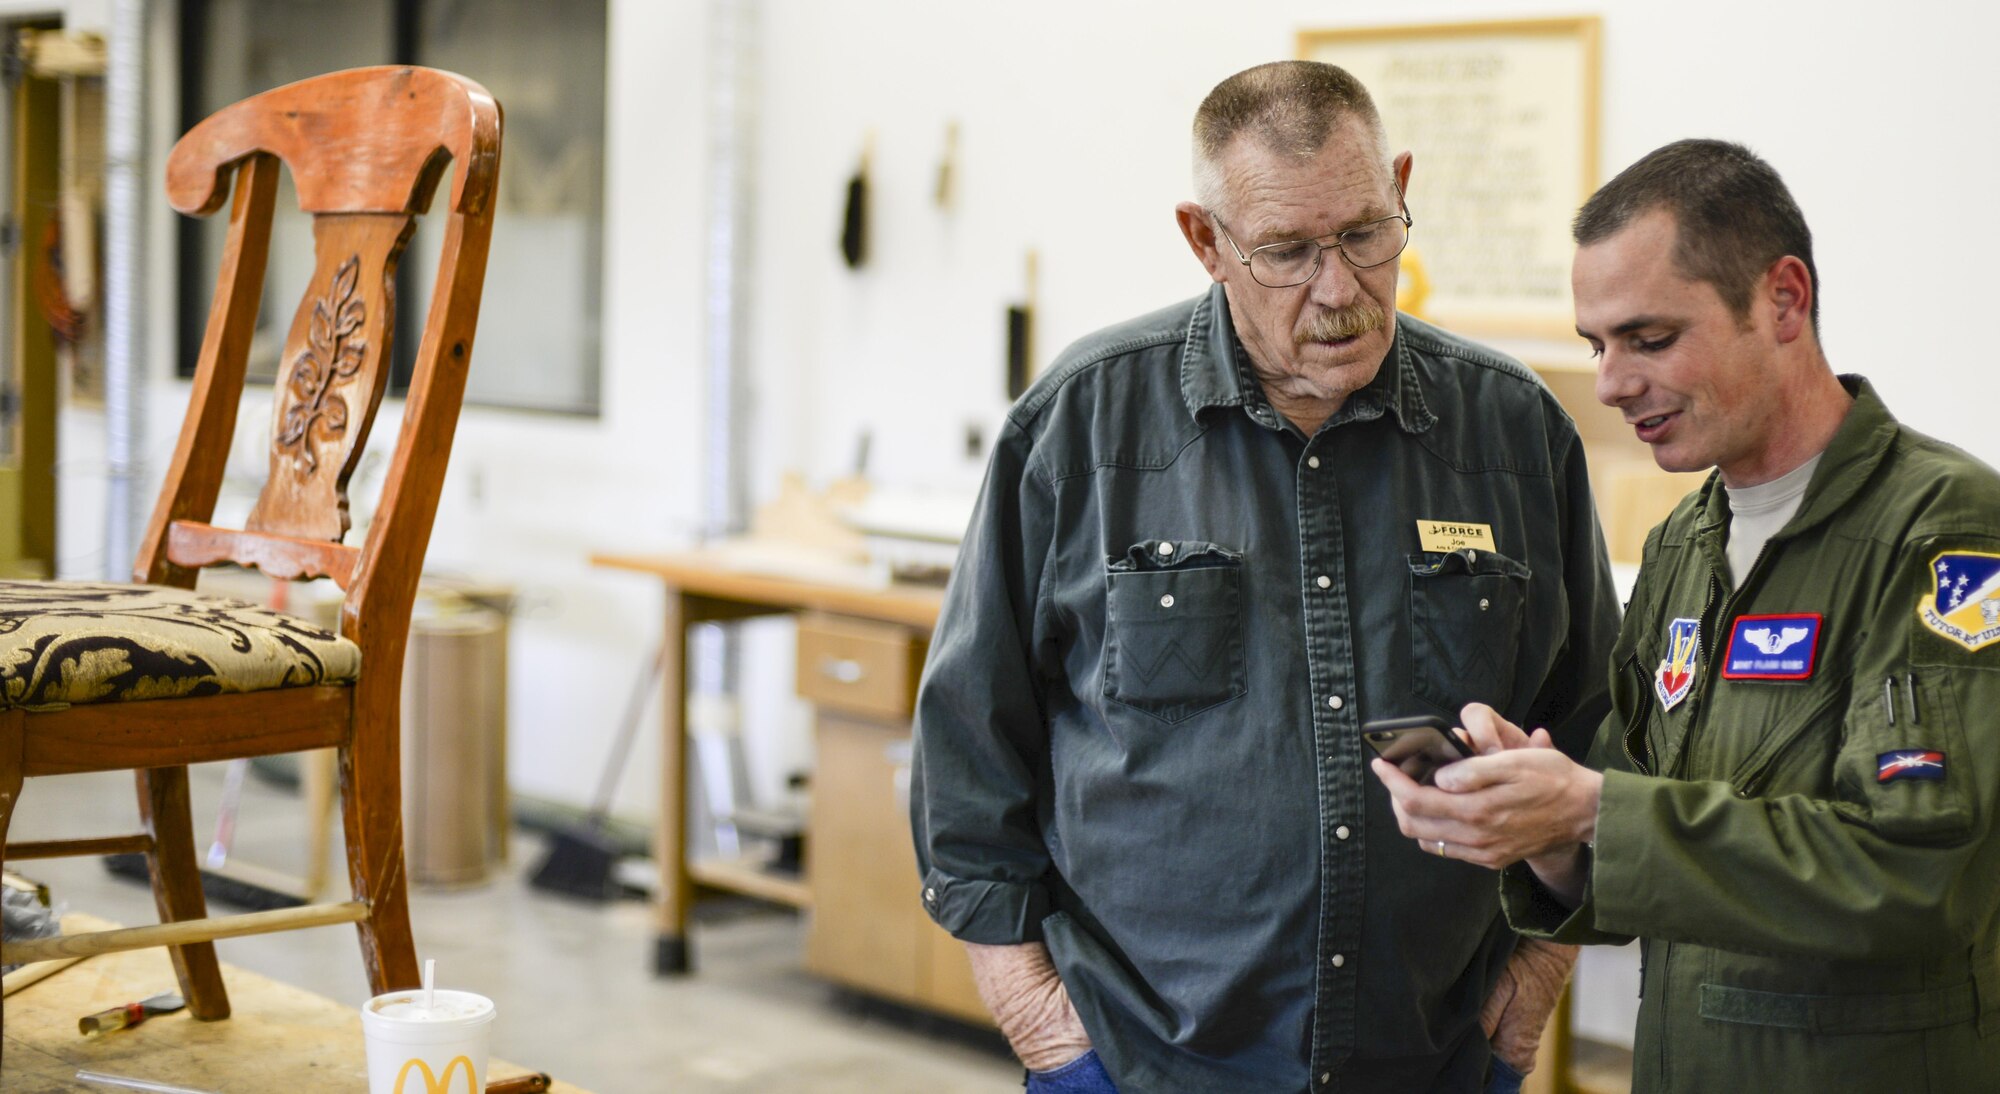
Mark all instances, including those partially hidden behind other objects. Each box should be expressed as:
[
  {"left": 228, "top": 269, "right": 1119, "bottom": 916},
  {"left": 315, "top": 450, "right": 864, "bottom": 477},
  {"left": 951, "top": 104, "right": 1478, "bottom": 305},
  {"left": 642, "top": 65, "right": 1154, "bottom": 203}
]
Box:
[{"left": 1362, "top": 716, "right": 1473, "bottom": 786}]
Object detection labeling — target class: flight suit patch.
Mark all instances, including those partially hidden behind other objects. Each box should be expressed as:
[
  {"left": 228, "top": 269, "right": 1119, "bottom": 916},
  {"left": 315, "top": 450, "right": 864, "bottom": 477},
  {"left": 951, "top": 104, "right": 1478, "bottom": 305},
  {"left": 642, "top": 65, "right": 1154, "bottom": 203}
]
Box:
[
  {"left": 1918, "top": 550, "right": 2000, "bottom": 651},
  {"left": 1655, "top": 617, "right": 1700, "bottom": 711},
  {"left": 1721, "top": 613, "right": 1821, "bottom": 680},
  {"left": 1877, "top": 750, "right": 1946, "bottom": 783}
]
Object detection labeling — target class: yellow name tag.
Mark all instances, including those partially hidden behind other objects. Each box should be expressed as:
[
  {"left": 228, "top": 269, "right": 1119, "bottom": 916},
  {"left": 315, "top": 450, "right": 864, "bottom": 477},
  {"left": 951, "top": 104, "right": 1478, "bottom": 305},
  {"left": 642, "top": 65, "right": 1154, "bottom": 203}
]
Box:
[{"left": 1417, "top": 520, "right": 1495, "bottom": 553}]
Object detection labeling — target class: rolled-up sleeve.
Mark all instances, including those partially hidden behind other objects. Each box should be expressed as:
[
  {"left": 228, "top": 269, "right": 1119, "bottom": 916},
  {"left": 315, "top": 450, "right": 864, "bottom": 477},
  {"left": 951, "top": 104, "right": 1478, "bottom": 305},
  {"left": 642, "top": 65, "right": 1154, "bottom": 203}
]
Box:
[{"left": 910, "top": 416, "right": 1061, "bottom": 944}]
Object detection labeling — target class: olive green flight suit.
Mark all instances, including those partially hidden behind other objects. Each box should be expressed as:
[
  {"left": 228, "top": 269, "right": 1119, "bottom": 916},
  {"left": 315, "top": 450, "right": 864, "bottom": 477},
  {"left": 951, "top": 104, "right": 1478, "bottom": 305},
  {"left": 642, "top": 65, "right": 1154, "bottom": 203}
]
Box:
[{"left": 1504, "top": 378, "right": 2000, "bottom": 1092}]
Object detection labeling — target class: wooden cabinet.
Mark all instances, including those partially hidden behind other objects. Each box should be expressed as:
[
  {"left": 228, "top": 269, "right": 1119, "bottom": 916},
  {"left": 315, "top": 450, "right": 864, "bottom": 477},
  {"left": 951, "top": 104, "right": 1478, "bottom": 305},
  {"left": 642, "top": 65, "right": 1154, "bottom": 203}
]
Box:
[
  {"left": 799, "top": 615, "right": 991, "bottom": 1026},
  {"left": 804, "top": 713, "right": 924, "bottom": 999}
]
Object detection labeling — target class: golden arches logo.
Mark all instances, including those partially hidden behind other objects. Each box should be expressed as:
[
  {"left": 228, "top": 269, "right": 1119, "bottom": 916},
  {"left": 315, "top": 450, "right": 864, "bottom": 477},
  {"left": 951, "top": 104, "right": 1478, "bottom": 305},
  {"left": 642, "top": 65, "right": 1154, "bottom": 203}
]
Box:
[{"left": 393, "top": 1055, "right": 478, "bottom": 1094}]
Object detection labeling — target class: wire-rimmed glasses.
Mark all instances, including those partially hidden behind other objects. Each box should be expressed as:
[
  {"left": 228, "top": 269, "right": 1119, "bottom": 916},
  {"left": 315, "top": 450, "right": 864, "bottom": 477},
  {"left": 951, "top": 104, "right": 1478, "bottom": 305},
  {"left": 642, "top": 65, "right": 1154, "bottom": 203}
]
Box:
[{"left": 1213, "top": 200, "right": 1413, "bottom": 288}]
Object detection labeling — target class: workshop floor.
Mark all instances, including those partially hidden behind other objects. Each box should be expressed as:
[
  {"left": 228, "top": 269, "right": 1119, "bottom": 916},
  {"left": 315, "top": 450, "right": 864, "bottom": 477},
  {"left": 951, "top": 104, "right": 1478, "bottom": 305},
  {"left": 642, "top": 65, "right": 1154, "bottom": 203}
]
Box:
[{"left": 9, "top": 765, "right": 1021, "bottom": 1094}]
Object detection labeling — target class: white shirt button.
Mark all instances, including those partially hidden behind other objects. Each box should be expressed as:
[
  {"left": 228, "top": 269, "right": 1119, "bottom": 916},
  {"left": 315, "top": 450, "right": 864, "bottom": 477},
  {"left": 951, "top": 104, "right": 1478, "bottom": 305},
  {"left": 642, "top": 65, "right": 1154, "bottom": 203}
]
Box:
[
  {"left": 1315, "top": 575, "right": 1332, "bottom": 589},
  {"left": 1327, "top": 695, "right": 1344, "bottom": 710},
  {"left": 923, "top": 887, "right": 936, "bottom": 903},
  {"left": 1308, "top": 456, "right": 1321, "bottom": 469},
  {"left": 1157, "top": 541, "right": 1175, "bottom": 557},
  {"left": 1321, "top": 1073, "right": 1332, "bottom": 1085},
  {"left": 1336, "top": 825, "right": 1351, "bottom": 840},
  {"left": 1159, "top": 594, "right": 1175, "bottom": 608},
  {"left": 1331, "top": 953, "right": 1346, "bottom": 968}
]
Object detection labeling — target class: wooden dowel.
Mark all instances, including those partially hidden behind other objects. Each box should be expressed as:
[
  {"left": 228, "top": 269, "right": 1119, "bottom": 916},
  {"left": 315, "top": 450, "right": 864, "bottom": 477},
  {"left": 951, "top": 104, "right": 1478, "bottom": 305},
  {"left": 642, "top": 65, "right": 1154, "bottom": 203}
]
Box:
[
  {"left": 0, "top": 954, "right": 85, "bottom": 997},
  {"left": 0, "top": 901, "right": 367, "bottom": 964},
  {"left": 6, "top": 834, "right": 154, "bottom": 860}
]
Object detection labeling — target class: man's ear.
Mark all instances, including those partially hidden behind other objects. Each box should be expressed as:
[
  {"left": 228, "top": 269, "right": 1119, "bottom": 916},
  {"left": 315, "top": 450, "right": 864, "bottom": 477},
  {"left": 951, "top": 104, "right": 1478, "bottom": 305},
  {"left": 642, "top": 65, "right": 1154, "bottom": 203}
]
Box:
[
  {"left": 1176, "top": 201, "right": 1229, "bottom": 283},
  {"left": 1393, "top": 150, "right": 1413, "bottom": 198},
  {"left": 1765, "top": 255, "right": 1813, "bottom": 343}
]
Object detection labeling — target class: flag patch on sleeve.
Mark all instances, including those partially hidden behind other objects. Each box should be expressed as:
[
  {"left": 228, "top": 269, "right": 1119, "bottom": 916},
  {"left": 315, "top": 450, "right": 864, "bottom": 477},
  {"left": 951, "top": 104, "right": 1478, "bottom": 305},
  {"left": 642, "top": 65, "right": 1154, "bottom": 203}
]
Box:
[
  {"left": 1919, "top": 550, "right": 2000, "bottom": 651},
  {"left": 1877, "top": 750, "right": 1946, "bottom": 783},
  {"left": 1722, "top": 613, "right": 1821, "bottom": 680}
]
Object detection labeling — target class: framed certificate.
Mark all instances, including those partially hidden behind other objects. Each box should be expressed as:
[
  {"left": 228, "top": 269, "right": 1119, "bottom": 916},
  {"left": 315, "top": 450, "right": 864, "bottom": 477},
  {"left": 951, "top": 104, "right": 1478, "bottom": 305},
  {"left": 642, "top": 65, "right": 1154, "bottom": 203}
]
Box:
[{"left": 1299, "top": 18, "right": 1601, "bottom": 337}]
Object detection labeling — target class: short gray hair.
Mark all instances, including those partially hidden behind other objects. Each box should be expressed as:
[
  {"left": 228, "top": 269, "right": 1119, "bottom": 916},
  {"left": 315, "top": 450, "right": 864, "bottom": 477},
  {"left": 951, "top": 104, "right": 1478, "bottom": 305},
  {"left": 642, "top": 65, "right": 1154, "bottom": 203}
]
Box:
[{"left": 1192, "top": 61, "right": 1390, "bottom": 217}]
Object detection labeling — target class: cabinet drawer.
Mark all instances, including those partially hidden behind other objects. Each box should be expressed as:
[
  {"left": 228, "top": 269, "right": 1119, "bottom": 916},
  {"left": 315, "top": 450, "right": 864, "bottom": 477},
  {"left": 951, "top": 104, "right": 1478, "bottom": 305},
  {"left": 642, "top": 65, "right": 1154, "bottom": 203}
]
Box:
[{"left": 796, "top": 613, "right": 927, "bottom": 720}]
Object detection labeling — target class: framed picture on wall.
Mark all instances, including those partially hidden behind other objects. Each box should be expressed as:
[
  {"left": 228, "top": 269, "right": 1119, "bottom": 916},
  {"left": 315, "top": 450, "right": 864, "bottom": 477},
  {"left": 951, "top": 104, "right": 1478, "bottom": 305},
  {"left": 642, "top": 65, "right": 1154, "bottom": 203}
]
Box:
[{"left": 1299, "top": 17, "right": 1601, "bottom": 339}]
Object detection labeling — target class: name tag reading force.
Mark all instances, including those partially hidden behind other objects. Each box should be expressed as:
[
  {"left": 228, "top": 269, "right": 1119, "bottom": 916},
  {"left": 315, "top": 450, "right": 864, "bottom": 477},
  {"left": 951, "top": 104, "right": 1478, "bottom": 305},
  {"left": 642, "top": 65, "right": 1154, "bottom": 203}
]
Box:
[{"left": 1417, "top": 521, "right": 1496, "bottom": 553}]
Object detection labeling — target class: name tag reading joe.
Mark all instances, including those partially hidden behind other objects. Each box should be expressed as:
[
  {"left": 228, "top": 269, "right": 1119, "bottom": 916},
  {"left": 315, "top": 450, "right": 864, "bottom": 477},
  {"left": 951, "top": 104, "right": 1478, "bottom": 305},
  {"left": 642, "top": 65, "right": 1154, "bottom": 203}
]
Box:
[{"left": 1417, "top": 520, "right": 1496, "bottom": 553}]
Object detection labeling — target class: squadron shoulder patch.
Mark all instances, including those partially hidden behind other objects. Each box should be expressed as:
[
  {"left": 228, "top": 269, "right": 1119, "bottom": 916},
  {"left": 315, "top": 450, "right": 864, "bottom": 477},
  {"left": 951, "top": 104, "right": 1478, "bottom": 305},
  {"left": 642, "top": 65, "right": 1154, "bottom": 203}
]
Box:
[
  {"left": 1655, "top": 617, "right": 1700, "bottom": 712},
  {"left": 1722, "top": 613, "right": 1821, "bottom": 681},
  {"left": 1918, "top": 551, "right": 2000, "bottom": 651}
]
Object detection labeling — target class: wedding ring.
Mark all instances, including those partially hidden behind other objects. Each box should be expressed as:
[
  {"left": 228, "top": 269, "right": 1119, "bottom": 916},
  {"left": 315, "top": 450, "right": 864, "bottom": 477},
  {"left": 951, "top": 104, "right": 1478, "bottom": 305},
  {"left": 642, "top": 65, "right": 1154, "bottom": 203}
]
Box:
[{"left": 1430, "top": 839, "right": 1448, "bottom": 857}]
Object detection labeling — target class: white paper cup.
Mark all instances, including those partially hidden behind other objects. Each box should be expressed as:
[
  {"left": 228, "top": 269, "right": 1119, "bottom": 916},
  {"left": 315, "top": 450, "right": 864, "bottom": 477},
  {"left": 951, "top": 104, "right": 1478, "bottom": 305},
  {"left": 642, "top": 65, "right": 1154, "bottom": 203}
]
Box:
[{"left": 360, "top": 988, "right": 496, "bottom": 1094}]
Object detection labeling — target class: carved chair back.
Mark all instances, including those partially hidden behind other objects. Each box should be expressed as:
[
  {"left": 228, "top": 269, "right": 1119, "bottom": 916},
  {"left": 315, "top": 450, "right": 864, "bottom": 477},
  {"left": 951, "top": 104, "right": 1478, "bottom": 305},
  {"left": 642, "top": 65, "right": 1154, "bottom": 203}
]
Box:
[{"left": 135, "top": 66, "right": 501, "bottom": 665}]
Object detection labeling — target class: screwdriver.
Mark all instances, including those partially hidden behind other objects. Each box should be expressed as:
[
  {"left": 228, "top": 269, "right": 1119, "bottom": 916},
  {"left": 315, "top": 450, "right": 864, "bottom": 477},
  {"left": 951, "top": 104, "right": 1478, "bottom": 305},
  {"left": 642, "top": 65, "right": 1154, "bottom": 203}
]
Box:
[{"left": 78, "top": 992, "right": 186, "bottom": 1036}]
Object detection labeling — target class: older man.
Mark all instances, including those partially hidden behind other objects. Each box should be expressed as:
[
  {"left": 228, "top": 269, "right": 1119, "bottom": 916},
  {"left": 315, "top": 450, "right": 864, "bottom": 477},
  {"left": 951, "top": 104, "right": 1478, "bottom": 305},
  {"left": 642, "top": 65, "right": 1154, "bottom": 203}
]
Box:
[
  {"left": 911, "top": 61, "right": 1620, "bottom": 1092},
  {"left": 1377, "top": 139, "right": 2000, "bottom": 1092}
]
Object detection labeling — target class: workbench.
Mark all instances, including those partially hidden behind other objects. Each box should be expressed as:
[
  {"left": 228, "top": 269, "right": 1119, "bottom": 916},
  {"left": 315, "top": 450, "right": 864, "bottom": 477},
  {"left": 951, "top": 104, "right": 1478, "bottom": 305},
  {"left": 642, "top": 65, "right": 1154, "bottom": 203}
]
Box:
[
  {"left": 2, "top": 916, "right": 587, "bottom": 1093},
  {"left": 590, "top": 549, "right": 988, "bottom": 1022}
]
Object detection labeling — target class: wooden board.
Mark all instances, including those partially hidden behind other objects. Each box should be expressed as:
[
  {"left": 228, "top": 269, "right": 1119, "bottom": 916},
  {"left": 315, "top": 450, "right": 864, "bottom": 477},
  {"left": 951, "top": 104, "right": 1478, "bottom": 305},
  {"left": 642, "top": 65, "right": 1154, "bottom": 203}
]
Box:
[{"left": 3, "top": 916, "right": 590, "bottom": 1093}]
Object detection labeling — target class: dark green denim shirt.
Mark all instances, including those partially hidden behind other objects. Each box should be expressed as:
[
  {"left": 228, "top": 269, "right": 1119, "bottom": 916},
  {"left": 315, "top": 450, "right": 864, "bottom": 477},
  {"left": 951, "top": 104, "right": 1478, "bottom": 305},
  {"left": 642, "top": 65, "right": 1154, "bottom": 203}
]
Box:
[
  {"left": 1502, "top": 379, "right": 2000, "bottom": 1093},
  {"left": 912, "top": 284, "right": 1620, "bottom": 1092}
]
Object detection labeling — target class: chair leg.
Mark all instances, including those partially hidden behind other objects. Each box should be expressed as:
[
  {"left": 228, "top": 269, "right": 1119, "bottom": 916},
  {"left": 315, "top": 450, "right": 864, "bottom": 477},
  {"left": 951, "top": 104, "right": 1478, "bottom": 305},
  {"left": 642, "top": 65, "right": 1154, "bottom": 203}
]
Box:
[
  {"left": 137, "top": 766, "right": 231, "bottom": 1021},
  {"left": 2, "top": 709, "right": 25, "bottom": 1063},
  {"left": 340, "top": 691, "right": 419, "bottom": 995}
]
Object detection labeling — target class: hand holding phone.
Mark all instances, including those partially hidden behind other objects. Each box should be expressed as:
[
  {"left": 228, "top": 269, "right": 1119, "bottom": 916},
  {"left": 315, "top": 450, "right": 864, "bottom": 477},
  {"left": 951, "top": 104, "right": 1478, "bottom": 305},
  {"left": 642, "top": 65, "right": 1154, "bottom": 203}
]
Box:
[{"left": 1362, "top": 715, "right": 1474, "bottom": 786}]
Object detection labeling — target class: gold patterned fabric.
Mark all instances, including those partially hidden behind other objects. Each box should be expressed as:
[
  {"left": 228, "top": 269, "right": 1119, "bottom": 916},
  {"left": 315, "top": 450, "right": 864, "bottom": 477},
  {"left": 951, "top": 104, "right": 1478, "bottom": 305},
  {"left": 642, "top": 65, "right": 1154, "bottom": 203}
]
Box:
[{"left": 0, "top": 581, "right": 360, "bottom": 712}]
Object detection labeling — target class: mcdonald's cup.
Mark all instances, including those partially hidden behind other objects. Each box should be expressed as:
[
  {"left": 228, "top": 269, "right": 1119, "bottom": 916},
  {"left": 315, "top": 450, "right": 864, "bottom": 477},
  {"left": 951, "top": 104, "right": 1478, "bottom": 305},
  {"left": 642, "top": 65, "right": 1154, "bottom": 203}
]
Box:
[{"left": 360, "top": 988, "right": 497, "bottom": 1094}]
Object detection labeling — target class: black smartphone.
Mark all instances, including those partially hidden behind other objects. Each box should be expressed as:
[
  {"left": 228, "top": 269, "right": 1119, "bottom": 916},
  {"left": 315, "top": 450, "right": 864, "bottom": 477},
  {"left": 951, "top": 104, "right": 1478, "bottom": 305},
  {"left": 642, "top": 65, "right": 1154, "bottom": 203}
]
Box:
[{"left": 1362, "top": 715, "right": 1475, "bottom": 785}]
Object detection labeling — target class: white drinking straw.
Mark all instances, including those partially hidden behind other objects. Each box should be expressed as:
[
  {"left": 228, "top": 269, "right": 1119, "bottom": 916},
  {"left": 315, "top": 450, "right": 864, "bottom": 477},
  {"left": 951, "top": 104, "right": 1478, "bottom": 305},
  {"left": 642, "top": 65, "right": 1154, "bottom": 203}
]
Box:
[
  {"left": 422, "top": 957, "right": 437, "bottom": 1012},
  {"left": 75, "top": 1070, "right": 218, "bottom": 1094}
]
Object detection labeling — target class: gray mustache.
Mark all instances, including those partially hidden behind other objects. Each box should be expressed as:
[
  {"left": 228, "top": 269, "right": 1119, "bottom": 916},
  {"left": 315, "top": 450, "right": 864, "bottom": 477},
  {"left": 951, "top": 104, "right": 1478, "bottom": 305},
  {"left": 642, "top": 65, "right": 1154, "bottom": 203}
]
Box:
[{"left": 1297, "top": 302, "right": 1386, "bottom": 345}]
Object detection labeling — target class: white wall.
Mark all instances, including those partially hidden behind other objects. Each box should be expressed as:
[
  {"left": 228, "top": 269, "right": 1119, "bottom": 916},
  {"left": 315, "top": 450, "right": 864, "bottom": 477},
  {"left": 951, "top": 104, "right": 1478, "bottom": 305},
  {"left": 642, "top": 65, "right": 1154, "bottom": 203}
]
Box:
[{"left": 750, "top": 0, "right": 2000, "bottom": 485}]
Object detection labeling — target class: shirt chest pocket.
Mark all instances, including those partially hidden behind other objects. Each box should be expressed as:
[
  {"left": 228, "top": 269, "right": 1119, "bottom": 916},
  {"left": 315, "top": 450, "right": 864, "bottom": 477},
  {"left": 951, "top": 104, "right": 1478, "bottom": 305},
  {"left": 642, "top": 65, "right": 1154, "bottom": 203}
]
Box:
[
  {"left": 1407, "top": 548, "right": 1530, "bottom": 714},
  {"left": 1102, "top": 540, "right": 1247, "bottom": 723}
]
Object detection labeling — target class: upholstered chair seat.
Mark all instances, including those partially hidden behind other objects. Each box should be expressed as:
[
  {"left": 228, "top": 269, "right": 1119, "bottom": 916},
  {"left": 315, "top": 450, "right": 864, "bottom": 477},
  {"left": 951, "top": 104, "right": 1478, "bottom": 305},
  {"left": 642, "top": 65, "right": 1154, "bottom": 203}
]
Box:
[{"left": 0, "top": 581, "right": 360, "bottom": 712}]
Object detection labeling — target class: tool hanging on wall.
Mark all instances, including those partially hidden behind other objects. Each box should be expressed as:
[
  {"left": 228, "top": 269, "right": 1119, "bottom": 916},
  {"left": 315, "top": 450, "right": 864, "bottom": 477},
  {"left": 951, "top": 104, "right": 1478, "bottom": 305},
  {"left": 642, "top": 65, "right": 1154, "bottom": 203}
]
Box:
[
  {"left": 839, "top": 132, "right": 873, "bottom": 269},
  {"left": 934, "top": 120, "right": 959, "bottom": 211},
  {"left": 1006, "top": 250, "right": 1038, "bottom": 400}
]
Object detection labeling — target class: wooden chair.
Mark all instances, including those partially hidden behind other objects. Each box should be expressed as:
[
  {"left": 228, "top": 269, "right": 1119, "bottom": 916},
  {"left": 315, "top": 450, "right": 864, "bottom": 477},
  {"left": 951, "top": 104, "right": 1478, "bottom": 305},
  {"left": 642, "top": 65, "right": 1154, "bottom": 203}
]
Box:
[{"left": 0, "top": 66, "right": 501, "bottom": 1041}]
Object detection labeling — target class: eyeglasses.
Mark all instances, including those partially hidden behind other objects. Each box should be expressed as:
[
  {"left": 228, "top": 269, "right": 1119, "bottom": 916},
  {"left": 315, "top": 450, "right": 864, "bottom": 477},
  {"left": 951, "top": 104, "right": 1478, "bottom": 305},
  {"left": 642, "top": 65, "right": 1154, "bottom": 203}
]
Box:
[{"left": 1212, "top": 198, "right": 1413, "bottom": 288}]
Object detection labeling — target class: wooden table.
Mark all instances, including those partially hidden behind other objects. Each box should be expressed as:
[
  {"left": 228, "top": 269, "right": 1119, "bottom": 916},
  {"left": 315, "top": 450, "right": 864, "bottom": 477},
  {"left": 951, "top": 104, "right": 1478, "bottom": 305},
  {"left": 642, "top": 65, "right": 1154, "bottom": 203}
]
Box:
[
  {"left": 591, "top": 549, "right": 944, "bottom": 975},
  {"left": 2, "top": 916, "right": 587, "bottom": 1093}
]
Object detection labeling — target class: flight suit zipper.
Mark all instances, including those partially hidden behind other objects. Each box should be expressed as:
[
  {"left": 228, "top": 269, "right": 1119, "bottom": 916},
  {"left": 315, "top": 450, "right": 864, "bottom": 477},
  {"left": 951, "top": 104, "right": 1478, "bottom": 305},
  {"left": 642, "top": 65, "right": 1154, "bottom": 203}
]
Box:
[
  {"left": 1623, "top": 656, "right": 1655, "bottom": 774},
  {"left": 1657, "top": 531, "right": 1785, "bottom": 1088}
]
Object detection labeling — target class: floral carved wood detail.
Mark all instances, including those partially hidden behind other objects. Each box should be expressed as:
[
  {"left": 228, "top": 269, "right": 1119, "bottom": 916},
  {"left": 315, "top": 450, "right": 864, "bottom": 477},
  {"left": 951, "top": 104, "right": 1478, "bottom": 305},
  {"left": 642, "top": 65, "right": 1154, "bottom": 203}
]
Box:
[{"left": 276, "top": 254, "right": 367, "bottom": 475}]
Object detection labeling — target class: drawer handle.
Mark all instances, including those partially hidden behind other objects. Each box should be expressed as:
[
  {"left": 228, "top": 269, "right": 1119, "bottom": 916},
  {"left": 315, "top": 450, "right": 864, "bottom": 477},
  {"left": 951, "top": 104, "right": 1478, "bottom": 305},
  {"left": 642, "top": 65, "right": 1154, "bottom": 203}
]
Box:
[{"left": 820, "top": 657, "right": 865, "bottom": 684}]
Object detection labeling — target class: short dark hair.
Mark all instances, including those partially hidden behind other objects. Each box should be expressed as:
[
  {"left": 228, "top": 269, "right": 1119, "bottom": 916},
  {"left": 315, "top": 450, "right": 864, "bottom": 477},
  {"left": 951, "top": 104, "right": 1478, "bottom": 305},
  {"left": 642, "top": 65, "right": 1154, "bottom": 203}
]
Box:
[
  {"left": 1573, "top": 139, "right": 1819, "bottom": 330},
  {"left": 1192, "top": 61, "right": 1387, "bottom": 215}
]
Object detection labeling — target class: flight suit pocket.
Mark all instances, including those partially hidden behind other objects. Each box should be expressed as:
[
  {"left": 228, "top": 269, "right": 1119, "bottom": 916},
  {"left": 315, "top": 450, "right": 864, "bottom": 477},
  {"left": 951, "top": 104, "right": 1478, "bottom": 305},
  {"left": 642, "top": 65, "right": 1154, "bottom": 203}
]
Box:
[
  {"left": 1103, "top": 540, "right": 1246, "bottom": 723},
  {"left": 1408, "top": 548, "right": 1529, "bottom": 713},
  {"left": 1834, "top": 673, "right": 1973, "bottom": 844}
]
